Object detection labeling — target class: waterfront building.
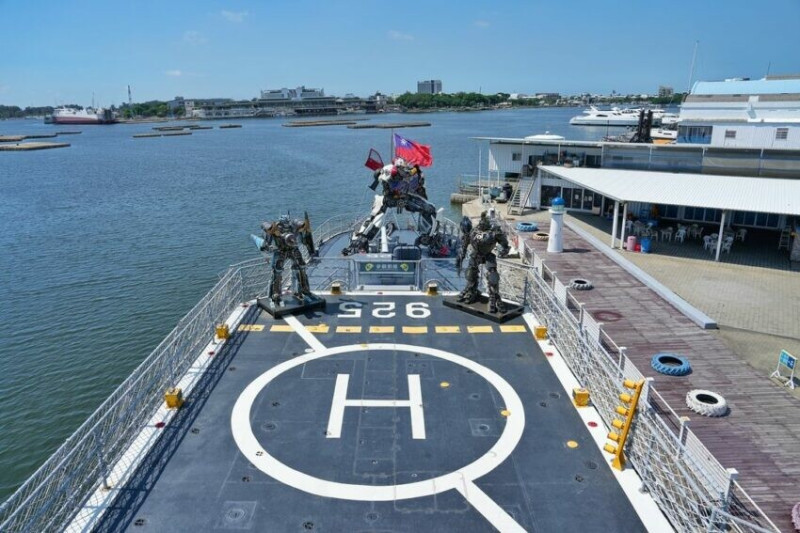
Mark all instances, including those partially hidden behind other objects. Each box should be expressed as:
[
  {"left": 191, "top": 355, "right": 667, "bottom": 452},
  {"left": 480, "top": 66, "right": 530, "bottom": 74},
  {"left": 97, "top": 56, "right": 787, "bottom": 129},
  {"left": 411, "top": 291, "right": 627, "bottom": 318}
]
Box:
[
  {"left": 677, "top": 75, "right": 800, "bottom": 148},
  {"left": 475, "top": 136, "right": 800, "bottom": 237},
  {"left": 658, "top": 85, "right": 674, "bottom": 98},
  {"left": 417, "top": 79, "right": 442, "bottom": 94}
]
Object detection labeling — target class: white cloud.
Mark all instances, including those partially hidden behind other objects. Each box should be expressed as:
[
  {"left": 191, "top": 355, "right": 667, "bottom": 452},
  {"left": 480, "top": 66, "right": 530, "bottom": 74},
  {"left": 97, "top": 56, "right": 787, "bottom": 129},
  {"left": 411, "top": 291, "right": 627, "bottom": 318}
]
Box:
[
  {"left": 388, "top": 30, "right": 414, "bottom": 41},
  {"left": 183, "top": 30, "right": 207, "bottom": 45},
  {"left": 474, "top": 20, "right": 490, "bottom": 28},
  {"left": 165, "top": 70, "right": 183, "bottom": 77},
  {"left": 221, "top": 10, "right": 248, "bottom": 22}
]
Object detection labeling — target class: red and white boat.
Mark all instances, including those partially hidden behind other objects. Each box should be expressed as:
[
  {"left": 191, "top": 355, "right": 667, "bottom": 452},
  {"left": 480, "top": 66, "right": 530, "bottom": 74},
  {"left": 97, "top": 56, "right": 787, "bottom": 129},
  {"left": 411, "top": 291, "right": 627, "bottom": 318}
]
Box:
[{"left": 51, "top": 106, "right": 116, "bottom": 124}]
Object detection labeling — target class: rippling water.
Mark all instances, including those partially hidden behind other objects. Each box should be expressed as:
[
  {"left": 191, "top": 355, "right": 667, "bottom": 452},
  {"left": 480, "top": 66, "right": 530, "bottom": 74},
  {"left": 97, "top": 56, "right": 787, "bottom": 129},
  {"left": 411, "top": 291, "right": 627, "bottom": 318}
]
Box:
[{"left": 0, "top": 107, "right": 608, "bottom": 500}]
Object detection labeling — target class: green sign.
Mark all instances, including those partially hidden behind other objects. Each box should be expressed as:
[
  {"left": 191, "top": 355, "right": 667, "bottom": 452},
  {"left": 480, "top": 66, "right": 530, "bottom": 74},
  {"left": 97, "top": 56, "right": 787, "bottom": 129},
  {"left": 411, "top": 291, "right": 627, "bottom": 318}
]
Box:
[{"left": 358, "top": 261, "right": 414, "bottom": 273}]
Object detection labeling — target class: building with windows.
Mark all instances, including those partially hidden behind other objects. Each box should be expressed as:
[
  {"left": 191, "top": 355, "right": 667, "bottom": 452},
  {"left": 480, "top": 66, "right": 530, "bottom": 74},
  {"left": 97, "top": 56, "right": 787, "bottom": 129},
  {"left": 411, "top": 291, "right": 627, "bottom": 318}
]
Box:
[
  {"left": 658, "top": 85, "right": 674, "bottom": 98},
  {"left": 417, "top": 80, "right": 442, "bottom": 94},
  {"left": 677, "top": 75, "right": 800, "bottom": 148}
]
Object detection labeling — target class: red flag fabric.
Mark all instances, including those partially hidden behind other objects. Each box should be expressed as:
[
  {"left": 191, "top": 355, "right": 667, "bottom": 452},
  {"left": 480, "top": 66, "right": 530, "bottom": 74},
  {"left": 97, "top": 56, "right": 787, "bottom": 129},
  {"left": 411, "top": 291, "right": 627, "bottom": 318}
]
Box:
[
  {"left": 393, "top": 133, "right": 433, "bottom": 167},
  {"left": 364, "top": 148, "right": 384, "bottom": 170}
]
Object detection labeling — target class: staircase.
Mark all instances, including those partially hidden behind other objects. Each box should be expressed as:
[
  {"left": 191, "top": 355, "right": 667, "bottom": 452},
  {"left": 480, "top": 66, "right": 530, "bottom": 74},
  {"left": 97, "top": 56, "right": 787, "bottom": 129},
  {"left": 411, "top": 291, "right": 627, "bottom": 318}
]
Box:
[{"left": 507, "top": 176, "right": 536, "bottom": 216}]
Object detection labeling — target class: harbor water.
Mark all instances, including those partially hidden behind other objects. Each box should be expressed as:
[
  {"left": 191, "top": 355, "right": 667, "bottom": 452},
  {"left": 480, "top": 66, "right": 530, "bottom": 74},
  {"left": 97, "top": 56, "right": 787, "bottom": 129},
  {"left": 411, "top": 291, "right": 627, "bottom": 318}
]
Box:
[{"left": 0, "top": 107, "right": 612, "bottom": 500}]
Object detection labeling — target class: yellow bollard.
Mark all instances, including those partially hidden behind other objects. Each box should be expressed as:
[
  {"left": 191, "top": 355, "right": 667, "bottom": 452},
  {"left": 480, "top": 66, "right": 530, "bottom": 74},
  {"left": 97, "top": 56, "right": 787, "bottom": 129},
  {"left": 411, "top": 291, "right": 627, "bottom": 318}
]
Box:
[
  {"left": 215, "top": 323, "right": 230, "bottom": 340},
  {"left": 164, "top": 387, "right": 184, "bottom": 409},
  {"left": 534, "top": 326, "right": 548, "bottom": 340},
  {"left": 572, "top": 387, "right": 590, "bottom": 407}
]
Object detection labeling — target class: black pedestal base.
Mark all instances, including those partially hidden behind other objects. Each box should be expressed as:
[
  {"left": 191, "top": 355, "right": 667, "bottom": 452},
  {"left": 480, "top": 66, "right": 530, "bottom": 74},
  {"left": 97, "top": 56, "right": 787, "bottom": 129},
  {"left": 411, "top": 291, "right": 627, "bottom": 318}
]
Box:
[
  {"left": 443, "top": 295, "right": 524, "bottom": 323},
  {"left": 257, "top": 294, "right": 326, "bottom": 318}
]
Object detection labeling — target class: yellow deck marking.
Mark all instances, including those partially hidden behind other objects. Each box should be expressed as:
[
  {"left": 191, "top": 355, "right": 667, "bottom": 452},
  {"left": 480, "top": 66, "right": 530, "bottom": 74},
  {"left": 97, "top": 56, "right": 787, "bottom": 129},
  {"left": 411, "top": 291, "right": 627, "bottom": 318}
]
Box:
[
  {"left": 567, "top": 440, "right": 579, "bottom": 449},
  {"left": 403, "top": 326, "right": 428, "bottom": 334},
  {"left": 500, "top": 409, "right": 511, "bottom": 417},
  {"left": 306, "top": 324, "right": 330, "bottom": 333},
  {"left": 440, "top": 381, "right": 450, "bottom": 388},
  {"left": 499, "top": 325, "right": 527, "bottom": 333},
  {"left": 370, "top": 326, "right": 395, "bottom": 333},
  {"left": 467, "top": 325, "right": 493, "bottom": 334},
  {"left": 435, "top": 326, "right": 461, "bottom": 333},
  {"left": 336, "top": 326, "right": 362, "bottom": 333},
  {"left": 238, "top": 324, "right": 264, "bottom": 332},
  {"left": 270, "top": 325, "right": 293, "bottom": 332}
]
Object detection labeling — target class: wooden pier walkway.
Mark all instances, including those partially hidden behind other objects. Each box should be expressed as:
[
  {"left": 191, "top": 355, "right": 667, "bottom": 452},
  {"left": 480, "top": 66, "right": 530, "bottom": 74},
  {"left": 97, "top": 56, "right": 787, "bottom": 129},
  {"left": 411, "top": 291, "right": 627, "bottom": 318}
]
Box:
[{"left": 518, "top": 219, "right": 800, "bottom": 531}]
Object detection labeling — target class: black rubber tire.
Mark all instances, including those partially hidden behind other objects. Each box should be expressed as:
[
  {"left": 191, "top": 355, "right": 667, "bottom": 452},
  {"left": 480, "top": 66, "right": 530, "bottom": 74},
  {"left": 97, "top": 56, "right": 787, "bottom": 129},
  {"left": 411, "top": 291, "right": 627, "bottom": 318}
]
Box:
[
  {"left": 686, "top": 389, "right": 729, "bottom": 417},
  {"left": 568, "top": 278, "right": 593, "bottom": 291},
  {"left": 651, "top": 353, "right": 691, "bottom": 376},
  {"left": 532, "top": 231, "right": 549, "bottom": 241},
  {"left": 516, "top": 222, "right": 538, "bottom": 232}
]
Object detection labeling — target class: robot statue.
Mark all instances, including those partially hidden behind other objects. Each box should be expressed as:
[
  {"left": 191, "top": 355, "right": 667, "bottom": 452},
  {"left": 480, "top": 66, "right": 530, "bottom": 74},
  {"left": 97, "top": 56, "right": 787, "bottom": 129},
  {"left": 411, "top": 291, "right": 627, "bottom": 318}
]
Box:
[
  {"left": 259, "top": 212, "right": 318, "bottom": 306},
  {"left": 342, "top": 158, "right": 439, "bottom": 256},
  {"left": 455, "top": 211, "right": 510, "bottom": 313}
]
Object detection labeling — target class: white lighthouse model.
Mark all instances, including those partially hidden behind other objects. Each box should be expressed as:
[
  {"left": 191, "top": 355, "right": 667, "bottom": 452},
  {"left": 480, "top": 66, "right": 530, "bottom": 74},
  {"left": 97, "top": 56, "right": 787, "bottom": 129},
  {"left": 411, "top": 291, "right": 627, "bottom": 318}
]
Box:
[{"left": 547, "top": 197, "right": 565, "bottom": 253}]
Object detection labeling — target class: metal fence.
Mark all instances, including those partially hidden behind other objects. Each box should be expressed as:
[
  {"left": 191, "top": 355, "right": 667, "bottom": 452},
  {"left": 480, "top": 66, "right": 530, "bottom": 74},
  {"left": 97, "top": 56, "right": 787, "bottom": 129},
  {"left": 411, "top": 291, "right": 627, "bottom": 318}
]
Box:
[
  {"left": 0, "top": 214, "right": 779, "bottom": 533},
  {"left": 498, "top": 248, "right": 779, "bottom": 533}
]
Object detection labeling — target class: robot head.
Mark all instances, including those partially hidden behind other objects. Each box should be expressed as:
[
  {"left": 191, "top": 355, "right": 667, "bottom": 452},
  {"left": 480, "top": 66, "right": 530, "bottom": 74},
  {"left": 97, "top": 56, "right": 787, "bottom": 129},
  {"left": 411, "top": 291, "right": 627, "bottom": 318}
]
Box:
[
  {"left": 279, "top": 214, "right": 291, "bottom": 226},
  {"left": 460, "top": 216, "right": 473, "bottom": 235},
  {"left": 477, "top": 212, "right": 491, "bottom": 231}
]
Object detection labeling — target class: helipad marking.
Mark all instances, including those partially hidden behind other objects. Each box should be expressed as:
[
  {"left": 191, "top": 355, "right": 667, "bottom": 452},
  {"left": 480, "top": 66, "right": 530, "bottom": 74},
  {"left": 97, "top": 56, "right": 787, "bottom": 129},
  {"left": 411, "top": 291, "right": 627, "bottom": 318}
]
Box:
[
  {"left": 467, "top": 325, "right": 493, "bottom": 333},
  {"left": 336, "top": 326, "right": 362, "bottom": 333},
  {"left": 238, "top": 324, "right": 264, "bottom": 332},
  {"left": 435, "top": 326, "right": 461, "bottom": 333},
  {"left": 283, "top": 315, "right": 326, "bottom": 352},
  {"left": 231, "top": 342, "right": 526, "bottom": 532},
  {"left": 499, "top": 325, "right": 527, "bottom": 333},
  {"left": 270, "top": 325, "right": 293, "bottom": 332},
  {"left": 457, "top": 480, "right": 526, "bottom": 533},
  {"left": 369, "top": 326, "right": 395, "bottom": 333},
  {"left": 306, "top": 324, "right": 330, "bottom": 333},
  {"left": 326, "top": 374, "right": 426, "bottom": 439},
  {"left": 402, "top": 326, "right": 428, "bottom": 334}
]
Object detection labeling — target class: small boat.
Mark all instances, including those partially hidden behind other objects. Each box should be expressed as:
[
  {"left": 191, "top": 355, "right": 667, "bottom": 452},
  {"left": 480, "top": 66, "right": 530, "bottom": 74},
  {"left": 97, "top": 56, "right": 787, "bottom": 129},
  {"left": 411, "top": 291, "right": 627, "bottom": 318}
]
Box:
[{"left": 523, "top": 131, "right": 566, "bottom": 141}]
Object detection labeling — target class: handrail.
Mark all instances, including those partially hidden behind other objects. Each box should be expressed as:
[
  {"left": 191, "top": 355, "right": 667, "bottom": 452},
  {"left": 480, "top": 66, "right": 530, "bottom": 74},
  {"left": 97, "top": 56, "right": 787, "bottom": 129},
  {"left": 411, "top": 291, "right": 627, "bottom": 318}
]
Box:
[{"left": 0, "top": 218, "right": 779, "bottom": 533}]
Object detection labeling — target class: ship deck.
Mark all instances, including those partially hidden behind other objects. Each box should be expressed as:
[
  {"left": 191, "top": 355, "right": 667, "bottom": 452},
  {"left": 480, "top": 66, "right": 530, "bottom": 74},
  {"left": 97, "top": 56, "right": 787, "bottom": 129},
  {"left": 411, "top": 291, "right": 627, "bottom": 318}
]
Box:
[{"left": 93, "top": 293, "right": 647, "bottom": 532}]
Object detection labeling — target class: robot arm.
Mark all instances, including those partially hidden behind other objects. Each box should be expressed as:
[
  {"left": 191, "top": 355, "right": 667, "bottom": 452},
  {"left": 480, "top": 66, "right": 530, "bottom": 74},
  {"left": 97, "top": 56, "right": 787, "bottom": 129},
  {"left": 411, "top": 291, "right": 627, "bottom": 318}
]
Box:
[
  {"left": 495, "top": 230, "right": 511, "bottom": 258},
  {"left": 300, "top": 212, "right": 317, "bottom": 257}
]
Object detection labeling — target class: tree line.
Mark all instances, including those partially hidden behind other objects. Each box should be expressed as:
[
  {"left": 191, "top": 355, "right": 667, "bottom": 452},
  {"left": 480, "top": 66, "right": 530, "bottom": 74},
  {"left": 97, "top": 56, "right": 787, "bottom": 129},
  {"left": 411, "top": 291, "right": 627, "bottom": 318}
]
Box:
[
  {"left": 0, "top": 105, "right": 56, "bottom": 119},
  {"left": 393, "top": 92, "right": 511, "bottom": 109}
]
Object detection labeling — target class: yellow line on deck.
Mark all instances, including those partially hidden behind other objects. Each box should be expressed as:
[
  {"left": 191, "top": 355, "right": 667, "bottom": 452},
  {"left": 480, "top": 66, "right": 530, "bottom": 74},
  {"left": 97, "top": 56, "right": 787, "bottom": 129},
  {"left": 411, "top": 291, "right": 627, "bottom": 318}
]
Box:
[
  {"left": 238, "top": 324, "right": 265, "bottom": 332},
  {"left": 306, "top": 324, "right": 330, "bottom": 333},
  {"left": 336, "top": 326, "right": 362, "bottom": 333},
  {"left": 500, "top": 325, "right": 527, "bottom": 333},
  {"left": 270, "top": 325, "right": 293, "bottom": 332},
  {"left": 467, "top": 325, "right": 493, "bottom": 333},
  {"left": 402, "top": 326, "right": 428, "bottom": 334},
  {"left": 370, "top": 326, "right": 395, "bottom": 333},
  {"left": 435, "top": 326, "right": 461, "bottom": 333}
]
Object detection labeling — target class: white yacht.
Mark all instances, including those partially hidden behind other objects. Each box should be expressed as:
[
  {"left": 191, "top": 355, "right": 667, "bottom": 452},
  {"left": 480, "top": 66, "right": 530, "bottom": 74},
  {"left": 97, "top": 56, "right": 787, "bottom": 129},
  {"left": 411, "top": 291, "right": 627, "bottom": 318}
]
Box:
[{"left": 569, "top": 106, "right": 641, "bottom": 126}]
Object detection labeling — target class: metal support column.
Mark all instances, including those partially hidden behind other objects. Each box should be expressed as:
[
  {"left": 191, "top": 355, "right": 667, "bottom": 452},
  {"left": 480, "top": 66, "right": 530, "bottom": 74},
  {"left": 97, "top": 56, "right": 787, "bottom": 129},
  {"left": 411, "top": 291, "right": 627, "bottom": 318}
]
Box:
[
  {"left": 610, "top": 200, "right": 620, "bottom": 248},
  {"left": 620, "top": 202, "right": 628, "bottom": 250},
  {"left": 715, "top": 210, "right": 727, "bottom": 262}
]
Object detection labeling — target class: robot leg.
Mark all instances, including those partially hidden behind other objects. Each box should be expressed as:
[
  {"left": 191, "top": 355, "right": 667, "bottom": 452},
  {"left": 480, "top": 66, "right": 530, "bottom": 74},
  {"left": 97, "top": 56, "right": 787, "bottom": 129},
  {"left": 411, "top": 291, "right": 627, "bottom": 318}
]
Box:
[
  {"left": 485, "top": 254, "right": 504, "bottom": 313},
  {"left": 296, "top": 266, "right": 312, "bottom": 298},
  {"left": 270, "top": 256, "right": 285, "bottom": 305},
  {"left": 457, "top": 254, "right": 480, "bottom": 304}
]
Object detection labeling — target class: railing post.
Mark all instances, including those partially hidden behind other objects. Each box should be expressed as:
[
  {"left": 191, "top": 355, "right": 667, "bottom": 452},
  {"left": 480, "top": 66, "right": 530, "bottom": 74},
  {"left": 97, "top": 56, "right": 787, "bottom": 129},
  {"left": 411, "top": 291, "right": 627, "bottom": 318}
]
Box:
[
  {"left": 618, "top": 346, "right": 627, "bottom": 372},
  {"left": 722, "top": 468, "right": 739, "bottom": 513}
]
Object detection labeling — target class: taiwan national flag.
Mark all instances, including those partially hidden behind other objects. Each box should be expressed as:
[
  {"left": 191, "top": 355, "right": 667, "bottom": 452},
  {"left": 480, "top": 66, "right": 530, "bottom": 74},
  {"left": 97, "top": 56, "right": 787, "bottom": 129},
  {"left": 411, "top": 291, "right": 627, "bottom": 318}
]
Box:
[{"left": 393, "top": 133, "right": 433, "bottom": 167}]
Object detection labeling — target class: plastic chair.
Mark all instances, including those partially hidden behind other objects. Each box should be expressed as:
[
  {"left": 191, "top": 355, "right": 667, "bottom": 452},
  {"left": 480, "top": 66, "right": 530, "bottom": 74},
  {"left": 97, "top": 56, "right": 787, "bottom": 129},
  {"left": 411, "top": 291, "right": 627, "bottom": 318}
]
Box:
[
  {"left": 703, "top": 235, "right": 714, "bottom": 251},
  {"left": 674, "top": 229, "right": 686, "bottom": 243},
  {"left": 721, "top": 240, "right": 733, "bottom": 254},
  {"left": 736, "top": 228, "right": 747, "bottom": 242}
]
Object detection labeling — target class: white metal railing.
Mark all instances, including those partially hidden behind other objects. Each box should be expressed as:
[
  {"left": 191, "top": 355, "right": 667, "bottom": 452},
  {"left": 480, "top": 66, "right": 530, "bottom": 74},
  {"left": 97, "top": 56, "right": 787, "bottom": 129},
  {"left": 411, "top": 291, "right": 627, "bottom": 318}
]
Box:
[
  {"left": 0, "top": 215, "right": 780, "bottom": 533},
  {"left": 496, "top": 248, "right": 779, "bottom": 533}
]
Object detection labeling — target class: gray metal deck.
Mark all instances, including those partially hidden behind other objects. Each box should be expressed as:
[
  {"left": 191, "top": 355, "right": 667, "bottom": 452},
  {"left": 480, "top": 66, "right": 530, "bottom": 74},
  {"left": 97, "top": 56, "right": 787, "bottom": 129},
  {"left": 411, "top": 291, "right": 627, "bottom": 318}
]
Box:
[{"left": 93, "top": 295, "right": 645, "bottom": 532}]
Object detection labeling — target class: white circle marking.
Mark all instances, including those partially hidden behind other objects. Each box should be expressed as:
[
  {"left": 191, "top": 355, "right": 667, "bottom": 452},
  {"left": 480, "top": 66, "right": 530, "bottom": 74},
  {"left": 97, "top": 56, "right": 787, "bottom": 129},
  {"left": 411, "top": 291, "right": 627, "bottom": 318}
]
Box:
[{"left": 231, "top": 343, "right": 525, "bottom": 501}]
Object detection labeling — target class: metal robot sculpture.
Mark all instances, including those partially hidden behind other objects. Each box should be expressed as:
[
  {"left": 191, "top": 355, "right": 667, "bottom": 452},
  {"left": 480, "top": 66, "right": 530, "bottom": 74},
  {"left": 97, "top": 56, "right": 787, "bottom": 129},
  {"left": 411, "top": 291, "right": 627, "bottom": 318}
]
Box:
[
  {"left": 260, "top": 212, "right": 317, "bottom": 306},
  {"left": 342, "top": 158, "right": 439, "bottom": 256},
  {"left": 455, "top": 211, "right": 510, "bottom": 313}
]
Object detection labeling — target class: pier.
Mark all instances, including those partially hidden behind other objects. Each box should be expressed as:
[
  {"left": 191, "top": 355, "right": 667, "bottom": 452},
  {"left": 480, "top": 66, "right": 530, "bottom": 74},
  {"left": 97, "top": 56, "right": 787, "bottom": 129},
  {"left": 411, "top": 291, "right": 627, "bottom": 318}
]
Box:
[
  {"left": 0, "top": 142, "right": 70, "bottom": 151},
  {"left": 346, "top": 121, "right": 431, "bottom": 129},
  {"left": 283, "top": 119, "right": 364, "bottom": 127}
]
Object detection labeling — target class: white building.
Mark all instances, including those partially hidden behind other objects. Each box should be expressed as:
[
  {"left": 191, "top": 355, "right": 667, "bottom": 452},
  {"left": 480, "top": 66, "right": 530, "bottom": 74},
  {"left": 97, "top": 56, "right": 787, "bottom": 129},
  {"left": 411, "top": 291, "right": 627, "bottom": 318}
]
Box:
[{"left": 677, "top": 75, "right": 800, "bottom": 148}]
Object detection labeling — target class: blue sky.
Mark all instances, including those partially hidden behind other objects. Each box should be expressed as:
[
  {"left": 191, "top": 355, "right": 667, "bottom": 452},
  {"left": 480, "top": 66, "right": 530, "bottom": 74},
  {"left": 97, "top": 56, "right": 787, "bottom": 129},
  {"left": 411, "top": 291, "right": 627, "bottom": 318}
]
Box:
[{"left": 1, "top": 0, "right": 799, "bottom": 107}]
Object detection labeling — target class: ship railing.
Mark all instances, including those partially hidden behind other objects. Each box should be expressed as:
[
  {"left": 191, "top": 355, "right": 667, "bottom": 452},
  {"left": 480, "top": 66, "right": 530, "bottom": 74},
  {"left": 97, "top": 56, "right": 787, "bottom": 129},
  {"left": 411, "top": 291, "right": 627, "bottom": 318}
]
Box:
[
  {"left": 0, "top": 262, "right": 251, "bottom": 532},
  {"left": 496, "top": 253, "right": 779, "bottom": 533}
]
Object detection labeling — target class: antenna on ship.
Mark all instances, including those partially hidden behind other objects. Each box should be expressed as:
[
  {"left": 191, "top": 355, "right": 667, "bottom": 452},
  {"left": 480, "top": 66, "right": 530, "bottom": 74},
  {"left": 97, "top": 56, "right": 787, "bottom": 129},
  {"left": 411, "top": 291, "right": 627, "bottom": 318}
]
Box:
[{"left": 686, "top": 40, "right": 699, "bottom": 95}]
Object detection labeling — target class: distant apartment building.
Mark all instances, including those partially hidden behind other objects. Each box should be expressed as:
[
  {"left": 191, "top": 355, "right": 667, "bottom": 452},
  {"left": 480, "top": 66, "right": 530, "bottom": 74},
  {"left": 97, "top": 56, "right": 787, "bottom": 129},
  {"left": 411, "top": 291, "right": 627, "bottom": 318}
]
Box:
[
  {"left": 260, "top": 86, "right": 327, "bottom": 101},
  {"left": 658, "top": 85, "right": 674, "bottom": 98},
  {"left": 417, "top": 80, "right": 442, "bottom": 94}
]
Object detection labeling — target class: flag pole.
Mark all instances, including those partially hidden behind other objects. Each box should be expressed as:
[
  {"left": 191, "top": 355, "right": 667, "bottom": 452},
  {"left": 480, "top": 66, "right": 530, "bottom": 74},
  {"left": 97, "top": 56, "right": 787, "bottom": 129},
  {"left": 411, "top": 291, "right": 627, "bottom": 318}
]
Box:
[{"left": 390, "top": 129, "right": 395, "bottom": 161}]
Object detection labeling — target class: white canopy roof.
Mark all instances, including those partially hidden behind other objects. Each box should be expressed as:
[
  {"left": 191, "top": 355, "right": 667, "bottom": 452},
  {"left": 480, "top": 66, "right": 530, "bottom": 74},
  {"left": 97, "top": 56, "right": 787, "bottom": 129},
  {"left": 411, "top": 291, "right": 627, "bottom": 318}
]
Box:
[{"left": 540, "top": 166, "right": 800, "bottom": 216}]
